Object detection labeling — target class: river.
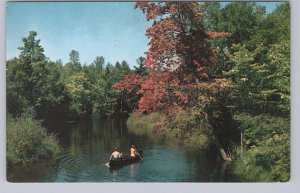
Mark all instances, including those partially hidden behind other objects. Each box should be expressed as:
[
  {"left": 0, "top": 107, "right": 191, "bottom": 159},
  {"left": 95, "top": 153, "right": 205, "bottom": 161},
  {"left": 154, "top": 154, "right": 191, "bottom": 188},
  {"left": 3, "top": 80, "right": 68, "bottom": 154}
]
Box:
[{"left": 7, "top": 117, "right": 239, "bottom": 182}]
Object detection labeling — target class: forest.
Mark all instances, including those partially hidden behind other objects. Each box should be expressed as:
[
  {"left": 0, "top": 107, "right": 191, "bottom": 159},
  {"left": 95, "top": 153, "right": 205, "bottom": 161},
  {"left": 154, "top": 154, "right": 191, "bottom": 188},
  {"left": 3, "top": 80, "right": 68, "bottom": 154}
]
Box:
[{"left": 7, "top": 2, "right": 290, "bottom": 182}]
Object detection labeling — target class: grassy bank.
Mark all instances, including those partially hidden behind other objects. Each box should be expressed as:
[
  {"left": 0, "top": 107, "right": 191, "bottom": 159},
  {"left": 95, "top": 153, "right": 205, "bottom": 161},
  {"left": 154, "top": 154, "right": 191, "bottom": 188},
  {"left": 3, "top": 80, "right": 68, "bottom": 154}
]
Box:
[
  {"left": 127, "top": 112, "right": 212, "bottom": 150},
  {"left": 127, "top": 112, "right": 164, "bottom": 136},
  {"left": 7, "top": 114, "right": 60, "bottom": 166}
]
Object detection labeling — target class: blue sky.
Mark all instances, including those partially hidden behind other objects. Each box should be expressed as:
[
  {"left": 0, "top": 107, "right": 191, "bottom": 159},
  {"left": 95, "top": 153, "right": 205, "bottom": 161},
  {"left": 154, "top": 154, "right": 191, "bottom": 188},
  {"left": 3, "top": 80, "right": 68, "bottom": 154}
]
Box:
[
  {"left": 6, "top": 2, "right": 282, "bottom": 68},
  {"left": 7, "top": 2, "right": 151, "bottom": 67}
]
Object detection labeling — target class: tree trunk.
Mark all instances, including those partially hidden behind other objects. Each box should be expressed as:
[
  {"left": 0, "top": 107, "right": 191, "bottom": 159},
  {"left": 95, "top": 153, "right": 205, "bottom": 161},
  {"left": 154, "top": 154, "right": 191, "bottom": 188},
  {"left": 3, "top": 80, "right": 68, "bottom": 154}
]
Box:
[
  {"left": 219, "top": 147, "right": 232, "bottom": 161},
  {"left": 212, "top": 133, "right": 233, "bottom": 161}
]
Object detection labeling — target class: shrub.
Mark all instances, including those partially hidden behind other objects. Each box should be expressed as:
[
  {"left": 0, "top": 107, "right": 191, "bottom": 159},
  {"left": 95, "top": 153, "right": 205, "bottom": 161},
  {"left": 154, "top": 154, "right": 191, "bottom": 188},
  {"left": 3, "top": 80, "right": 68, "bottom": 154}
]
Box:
[
  {"left": 7, "top": 114, "right": 60, "bottom": 166},
  {"left": 233, "top": 113, "right": 290, "bottom": 182},
  {"left": 234, "top": 149, "right": 273, "bottom": 182}
]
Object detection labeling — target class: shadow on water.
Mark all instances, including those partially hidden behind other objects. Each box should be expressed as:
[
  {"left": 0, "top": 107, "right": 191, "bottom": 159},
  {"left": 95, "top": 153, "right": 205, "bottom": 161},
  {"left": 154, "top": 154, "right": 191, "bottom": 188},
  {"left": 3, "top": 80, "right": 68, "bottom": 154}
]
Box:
[{"left": 8, "top": 117, "right": 239, "bottom": 182}]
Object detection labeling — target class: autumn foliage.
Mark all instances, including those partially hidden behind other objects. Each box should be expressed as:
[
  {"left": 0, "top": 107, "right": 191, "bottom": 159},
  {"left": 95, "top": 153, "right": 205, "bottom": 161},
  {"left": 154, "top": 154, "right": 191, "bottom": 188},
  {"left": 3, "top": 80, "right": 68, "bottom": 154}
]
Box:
[{"left": 114, "top": 2, "right": 230, "bottom": 114}]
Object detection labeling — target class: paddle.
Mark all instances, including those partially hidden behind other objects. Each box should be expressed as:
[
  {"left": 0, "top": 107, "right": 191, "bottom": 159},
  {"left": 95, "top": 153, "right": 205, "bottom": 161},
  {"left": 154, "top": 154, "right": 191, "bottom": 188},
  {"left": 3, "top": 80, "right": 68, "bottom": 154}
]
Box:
[
  {"left": 98, "top": 154, "right": 112, "bottom": 167},
  {"left": 96, "top": 161, "right": 110, "bottom": 167},
  {"left": 104, "top": 155, "right": 113, "bottom": 167},
  {"left": 136, "top": 151, "right": 143, "bottom": 160}
]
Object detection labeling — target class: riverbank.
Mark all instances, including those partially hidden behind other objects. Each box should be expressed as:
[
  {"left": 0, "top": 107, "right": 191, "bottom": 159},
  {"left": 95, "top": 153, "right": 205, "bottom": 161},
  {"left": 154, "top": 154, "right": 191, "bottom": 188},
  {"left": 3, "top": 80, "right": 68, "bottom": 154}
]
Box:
[
  {"left": 127, "top": 112, "right": 290, "bottom": 182},
  {"left": 127, "top": 112, "right": 213, "bottom": 150},
  {"left": 7, "top": 117, "right": 239, "bottom": 182}
]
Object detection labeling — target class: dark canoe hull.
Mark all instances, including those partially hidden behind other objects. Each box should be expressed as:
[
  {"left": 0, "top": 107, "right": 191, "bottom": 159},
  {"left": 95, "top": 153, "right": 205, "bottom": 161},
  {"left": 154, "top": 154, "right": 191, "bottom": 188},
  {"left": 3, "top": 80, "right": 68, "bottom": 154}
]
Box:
[{"left": 109, "top": 150, "right": 143, "bottom": 168}]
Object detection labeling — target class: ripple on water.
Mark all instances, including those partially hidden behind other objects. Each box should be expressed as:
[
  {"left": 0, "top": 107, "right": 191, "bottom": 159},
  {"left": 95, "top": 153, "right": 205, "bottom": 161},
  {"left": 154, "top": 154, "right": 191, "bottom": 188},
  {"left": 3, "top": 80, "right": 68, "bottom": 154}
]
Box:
[
  {"left": 45, "top": 152, "right": 88, "bottom": 181},
  {"left": 9, "top": 118, "right": 235, "bottom": 182}
]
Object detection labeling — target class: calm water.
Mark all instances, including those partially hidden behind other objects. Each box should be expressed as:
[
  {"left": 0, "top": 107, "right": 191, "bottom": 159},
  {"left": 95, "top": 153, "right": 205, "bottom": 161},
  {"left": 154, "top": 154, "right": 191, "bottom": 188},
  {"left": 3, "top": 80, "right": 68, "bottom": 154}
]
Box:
[{"left": 7, "top": 117, "right": 238, "bottom": 182}]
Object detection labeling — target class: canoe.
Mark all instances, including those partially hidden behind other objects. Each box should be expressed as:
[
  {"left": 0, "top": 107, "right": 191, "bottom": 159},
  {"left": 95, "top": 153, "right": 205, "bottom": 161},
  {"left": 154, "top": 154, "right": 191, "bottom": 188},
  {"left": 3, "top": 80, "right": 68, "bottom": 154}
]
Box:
[{"left": 109, "top": 149, "right": 143, "bottom": 168}]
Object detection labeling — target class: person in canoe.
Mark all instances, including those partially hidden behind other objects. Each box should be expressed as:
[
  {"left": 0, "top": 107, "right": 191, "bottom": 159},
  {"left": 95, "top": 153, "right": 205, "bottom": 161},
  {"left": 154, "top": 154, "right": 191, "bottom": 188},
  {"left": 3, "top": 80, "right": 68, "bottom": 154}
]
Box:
[
  {"left": 130, "top": 145, "right": 137, "bottom": 157},
  {"left": 130, "top": 145, "right": 142, "bottom": 159},
  {"left": 110, "top": 147, "right": 122, "bottom": 160}
]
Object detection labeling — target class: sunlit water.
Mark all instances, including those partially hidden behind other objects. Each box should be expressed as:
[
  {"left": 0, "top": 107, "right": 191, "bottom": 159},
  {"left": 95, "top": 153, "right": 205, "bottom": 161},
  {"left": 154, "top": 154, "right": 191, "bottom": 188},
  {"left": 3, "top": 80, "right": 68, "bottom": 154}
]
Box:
[{"left": 7, "top": 117, "right": 238, "bottom": 182}]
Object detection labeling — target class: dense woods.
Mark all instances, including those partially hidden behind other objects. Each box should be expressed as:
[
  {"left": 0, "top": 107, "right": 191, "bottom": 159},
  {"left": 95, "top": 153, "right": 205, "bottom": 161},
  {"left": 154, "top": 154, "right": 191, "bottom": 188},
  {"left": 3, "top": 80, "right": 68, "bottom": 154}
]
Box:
[
  {"left": 7, "top": 31, "right": 134, "bottom": 120},
  {"left": 7, "top": 31, "right": 135, "bottom": 165},
  {"left": 7, "top": 2, "right": 290, "bottom": 182},
  {"left": 115, "top": 2, "right": 290, "bottom": 181}
]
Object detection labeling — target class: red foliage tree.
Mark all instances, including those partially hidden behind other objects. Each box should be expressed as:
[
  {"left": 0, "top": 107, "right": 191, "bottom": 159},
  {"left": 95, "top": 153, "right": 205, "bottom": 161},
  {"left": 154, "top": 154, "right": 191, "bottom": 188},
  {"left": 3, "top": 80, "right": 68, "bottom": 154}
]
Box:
[
  {"left": 113, "top": 73, "right": 145, "bottom": 94},
  {"left": 137, "top": 71, "right": 170, "bottom": 112},
  {"left": 135, "top": 2, "right": 230, "bottom": 80},
  {"left": 114, "top": 2, "right": 230, "bottom": 114}
]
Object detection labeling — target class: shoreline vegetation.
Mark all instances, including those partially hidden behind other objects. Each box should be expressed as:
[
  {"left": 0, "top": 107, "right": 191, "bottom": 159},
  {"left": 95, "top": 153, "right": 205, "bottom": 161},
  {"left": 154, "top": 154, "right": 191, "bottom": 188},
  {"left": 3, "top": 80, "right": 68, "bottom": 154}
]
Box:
[
  {"left": 127, "top": 112, "right": 290, "bottom": 182},
  {"left": 127, "top": 112, "right": 212, "bottom": 150},
  {"left": 7, "top": 2, "right": 290, "bottom": 182},
  {"left": 118, "top": 2, "right": 290, "bottom": 182},
  {"left": 7, "top": 115, "right": 60, "bottom": 167},
  {"left": 232, "top": 114, "right": 290, "bottom": 182}
]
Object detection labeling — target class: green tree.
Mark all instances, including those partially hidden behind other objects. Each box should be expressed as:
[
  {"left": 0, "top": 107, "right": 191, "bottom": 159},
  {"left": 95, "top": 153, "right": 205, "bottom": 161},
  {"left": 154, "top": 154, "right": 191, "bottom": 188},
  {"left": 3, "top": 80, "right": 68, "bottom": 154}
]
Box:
[
  {"left": 218, "top": 3, "right": 291, "bottom": 181},
  {"left": 200, "top": 2, "right": 221, "bottom": 32},
  {"left": 134, "top": 56, "right": 148, "bottom": 76},
  {"left": 7, "top": 31, "right": 47, "bottom": 116},
  {"left": 65, "top": 72, "right": 92, "bottom": 116},
  {"left": 64, "top": 50, "right": 82, "bottom": 77},
  {"left": 7, "top": 58, "right": 27, "bottom": 115},
  {"left": 223, "top": 3, "right": 290, "bottom": 116},
  {"left": 69, "top": 50, "right": 80, "bottom": 65},
  {"left": 254, "top": 3, "right": 290, "bottom": 47},
  {"left": 93, "top": 56, "right": 105, "bottom": 71},
  {"left": 121, "top": 60, "right": 131, "bottom": 73},
  {"left": 18, "top": 31, "right": 46, "bottom": 63},
  {"left": 218, "top": 2, "right": 266, "bottom": 45},
  {"left": 31, "top": 61, "right": 66, "bottom": 119}
]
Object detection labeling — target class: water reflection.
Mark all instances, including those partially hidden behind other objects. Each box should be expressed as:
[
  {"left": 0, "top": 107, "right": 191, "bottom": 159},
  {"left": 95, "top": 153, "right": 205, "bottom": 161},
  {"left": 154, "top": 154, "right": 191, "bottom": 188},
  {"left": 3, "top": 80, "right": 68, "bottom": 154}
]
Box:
[
  {"left": 8, "top": 117, "right": 238, "bottom": 182},
  {"left": 130, "top": 163, "right": 137, "bottom": 177}
]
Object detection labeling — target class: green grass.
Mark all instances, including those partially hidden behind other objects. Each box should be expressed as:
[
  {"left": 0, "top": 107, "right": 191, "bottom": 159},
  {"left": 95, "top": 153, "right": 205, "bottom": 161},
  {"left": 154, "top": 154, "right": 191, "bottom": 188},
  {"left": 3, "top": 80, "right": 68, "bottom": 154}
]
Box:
[
  {"left": 126, "top": 112, "right": 163, "bottom": 136},
  {"left": 127, "top": 112, "right": 212, "bottom": 150}
]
